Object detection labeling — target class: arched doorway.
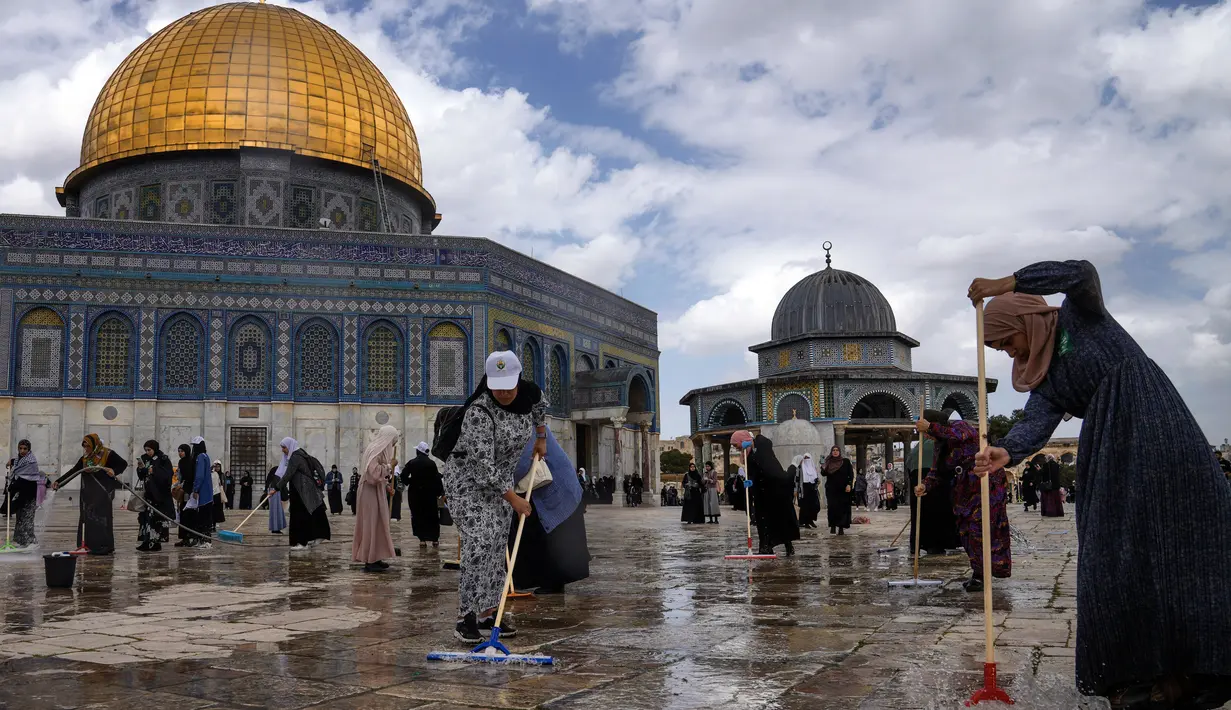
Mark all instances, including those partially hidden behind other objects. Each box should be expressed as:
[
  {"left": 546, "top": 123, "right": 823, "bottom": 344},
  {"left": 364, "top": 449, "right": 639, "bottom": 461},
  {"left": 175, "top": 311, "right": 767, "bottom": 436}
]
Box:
[
  {"left": 709, "top": 400, "right": 748, "bottom": 428},
  {"left": 850, "top": 392, "right": 908, "bottom": 420},
  {"left": 941, "top": 392, "right": 977, "bottom": 421}
]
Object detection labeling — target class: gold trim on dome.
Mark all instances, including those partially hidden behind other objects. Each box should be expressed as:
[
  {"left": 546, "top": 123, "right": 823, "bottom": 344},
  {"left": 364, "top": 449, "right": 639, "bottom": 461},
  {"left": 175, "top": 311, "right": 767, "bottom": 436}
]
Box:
[{"left": 65, "top": 2, "right": 432, "bottom": 208}]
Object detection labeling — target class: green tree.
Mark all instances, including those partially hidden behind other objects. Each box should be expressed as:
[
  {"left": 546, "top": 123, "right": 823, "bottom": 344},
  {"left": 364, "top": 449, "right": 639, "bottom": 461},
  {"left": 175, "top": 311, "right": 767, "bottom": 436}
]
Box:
[
  {"left": 660, "top": 449, "right": 693, "bottom": 475},
  {"left": 987, "top": 408, "right": 1026, "bottom": 444}
]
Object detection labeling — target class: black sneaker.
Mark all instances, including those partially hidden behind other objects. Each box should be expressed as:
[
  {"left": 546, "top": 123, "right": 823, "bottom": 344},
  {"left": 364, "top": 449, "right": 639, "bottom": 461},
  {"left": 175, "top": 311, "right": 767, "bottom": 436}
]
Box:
[
  {"left": 148, "top": 542, "right": 162, "bottom": 552},
  {"left": 963, "top": 577, "right": 984, "bottom": 593},
  {"left": 455, "top": 613, "right": 481, "bottom": 644},
  {"left": 478, "top": 615, "right": 517, "bottom": 638}
]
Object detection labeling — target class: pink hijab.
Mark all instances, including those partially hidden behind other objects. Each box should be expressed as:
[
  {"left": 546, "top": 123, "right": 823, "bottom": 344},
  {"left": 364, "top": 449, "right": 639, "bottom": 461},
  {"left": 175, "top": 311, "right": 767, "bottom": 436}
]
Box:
[{"left": 984, "top": 293, "right": 1060, "bottom": 392}]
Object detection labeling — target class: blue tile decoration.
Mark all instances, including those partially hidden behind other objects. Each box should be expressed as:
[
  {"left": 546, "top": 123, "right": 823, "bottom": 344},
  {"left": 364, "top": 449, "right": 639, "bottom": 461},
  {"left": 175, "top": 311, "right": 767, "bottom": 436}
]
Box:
[
  {"left": 0, "top": 289, "right": 9, "bottom": 391},
  {"left": 276, "top": 315, "right": 291, "bottom": 396},
  {"left": 287, "top": 185, "right": 317, "bottom": 230},
  {"left": 94, "top": 195, "right": 110, "bottom": 220},
  {"left": 67, "top": 307, "right": 85, "bottom": 392},
  {"left": 162, "top": 314, "right": 203, "bottom": 395},
  {"left": 208, "top": 312, "right": 225, "bottom": 394},
  {"left": 139, "top": 308, "right": 156, "bottom": 391},
  {"left": 230, "top": 316, "right": 271, "bottom": 398},
  {"left": 138, "top": 184, "right": 162, "bottom": 222},
  {"left": 112, "top": 189, "right": 134, "bottom": 221},
  {"left": 363, "top": 320, "right": 401, "bottom": 399},
  {"left": 296, "top": 319, "right": 337, "bottom": 399},
  {"left": 357, "top": 198, "right": 379, "bottom": 232},
  {"left": 90, "top": 313, "right": 133, "bottom": 393},
  {"left": 246, "top": 177, "right": 283, "bottom": 227},
  {"left": 167, "top": 182, "right": 203, "bottom": 224},
  {"left": 209, "top": 181, "right": 238, "bottom": 225},
  {"left": 471, "top": 304, "right": 485, "bottom": 388},
  {"left": 408, "top": 318, "right": 423, "bottom": 399},
  {"left": 322, "top": 190, "right": 354, "bottom": 230},
  {"left": 343, "top": 315, "right": 358, "bottom": 397}
]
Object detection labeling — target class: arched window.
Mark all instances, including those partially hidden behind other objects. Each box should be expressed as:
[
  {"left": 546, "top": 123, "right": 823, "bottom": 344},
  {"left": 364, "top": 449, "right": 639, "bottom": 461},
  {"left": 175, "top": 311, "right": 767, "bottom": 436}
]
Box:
[
  {"left": 17, "top": 307, "right": 64, "bottom": 393},
  {"left": 776, "top": 393, "right": 811, "bottom": 423},
  {"left": 575, "top": 354, "right": 594, "bottom": 373},
  {"left": 161, "top": 315, "right": 204, "bottom": 395},
  {"left": 428, "top": 322, "right": 468, "bottom": 400},
  {"left": 521, "top": 339, "right": 541, "bottom": 386},
  {"left": 91, "top": 314, "right": 133, "bottom": 393},
  {"left": 494, "top": 328, "right": 512, "bottom": 352},
  {"left": 605, "top": 359, "right": 618, "bottom": 369},
  {"left": 230, "top": 318, "right": 270, "bottom": 397},
  {"left": 548, "top": 346, "right": 567, "bottom": 415},
  {"left": 297, "top": 320, "right": 338, "bottom": 399},
  {"left": 364, "top": 323, "right": 402, "bottom": 399}
]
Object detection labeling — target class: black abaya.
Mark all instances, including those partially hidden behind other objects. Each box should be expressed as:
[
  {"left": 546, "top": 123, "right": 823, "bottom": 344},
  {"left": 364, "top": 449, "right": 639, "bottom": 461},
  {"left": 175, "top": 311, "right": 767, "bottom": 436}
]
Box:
[
  {"left": 821, "top": 459, "right": 854, "bottom": 530},
  {"left": 747, "top": 436, "right": 800, "bottom": 548},
  {"left": 509, "top": 502, "right": 590, "bottom": 590},
  {"left": 55, "top": 451, "right": 128, "bottom": 554},
  {"left": 681, "top": 470, "right": 705, "bottom": 523},
  {"left": 288, "top": 487, "right": 331, "bottom": 546},
  {"left": 403, "top": 452, "right": 444, "bottom": 543},
  {"left": 908, "top": 467, "right": 961, "bottom": 553},
  {"left": 239, "top": 475, "right": 253, "bottom": 509}
]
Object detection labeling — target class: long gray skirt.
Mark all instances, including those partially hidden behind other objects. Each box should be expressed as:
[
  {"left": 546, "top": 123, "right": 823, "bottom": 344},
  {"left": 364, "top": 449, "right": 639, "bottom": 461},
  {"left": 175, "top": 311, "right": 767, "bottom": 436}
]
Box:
[
  {"left": 1075, "top": 357, "right": 1231, "bottom": 695},
  {"left": 702, "top": 488, "right": 721, "bottom": 517}
]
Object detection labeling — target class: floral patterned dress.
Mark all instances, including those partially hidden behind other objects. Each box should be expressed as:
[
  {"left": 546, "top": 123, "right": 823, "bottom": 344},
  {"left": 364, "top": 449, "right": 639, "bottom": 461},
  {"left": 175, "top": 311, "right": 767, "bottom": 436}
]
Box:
[
  {"left": 442, "top": 392, "right": 547, "bottom": 618},
  {"left": 922, "top": 419, "right": 1011, "bottom": 579}
]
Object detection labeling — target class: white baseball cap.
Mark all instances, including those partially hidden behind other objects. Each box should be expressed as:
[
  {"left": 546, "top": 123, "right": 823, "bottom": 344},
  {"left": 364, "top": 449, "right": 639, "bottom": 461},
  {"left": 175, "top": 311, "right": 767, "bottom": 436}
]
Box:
[{"left": 485, "top": 351, "right": 522, "bottom": 391}]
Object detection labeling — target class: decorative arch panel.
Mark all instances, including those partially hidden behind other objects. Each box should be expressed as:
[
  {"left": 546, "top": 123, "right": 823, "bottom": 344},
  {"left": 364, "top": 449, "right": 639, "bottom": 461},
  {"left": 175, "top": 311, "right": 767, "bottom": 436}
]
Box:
[
  {"left": 428, "top": 320, "right": 468, "bottom": 401},
  {"left": 16, "top": 306, "right": 65, "bottom": 394}
]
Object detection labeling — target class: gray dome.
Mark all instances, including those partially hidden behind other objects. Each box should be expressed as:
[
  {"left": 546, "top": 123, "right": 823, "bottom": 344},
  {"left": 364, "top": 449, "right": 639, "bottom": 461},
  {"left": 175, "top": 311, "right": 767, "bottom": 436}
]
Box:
[{"left": 771, "top": 266, "right": 896, "bottom": 340}]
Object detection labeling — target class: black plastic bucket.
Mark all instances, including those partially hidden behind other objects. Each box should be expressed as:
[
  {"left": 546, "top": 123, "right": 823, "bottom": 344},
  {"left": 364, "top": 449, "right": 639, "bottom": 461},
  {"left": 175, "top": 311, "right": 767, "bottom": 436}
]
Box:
[{"left": 44, "top": 554, "right": 77, "bottom": 588}]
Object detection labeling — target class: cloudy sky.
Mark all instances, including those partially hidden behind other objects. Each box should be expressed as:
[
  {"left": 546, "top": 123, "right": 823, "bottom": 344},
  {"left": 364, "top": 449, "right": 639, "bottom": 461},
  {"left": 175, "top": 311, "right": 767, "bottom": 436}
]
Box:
[{"left": 2, "top": 0, "right": 1229, "bottom": 443}]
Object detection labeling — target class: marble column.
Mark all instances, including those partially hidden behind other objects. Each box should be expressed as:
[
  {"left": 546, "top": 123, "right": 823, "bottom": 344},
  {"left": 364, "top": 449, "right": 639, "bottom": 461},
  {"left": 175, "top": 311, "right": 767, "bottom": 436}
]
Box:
[
  {"left": 701, "top": 434, "right": 713, "bottom": 467},
  {"left": 611, "top": 416, "right": 626, "bottom": 504},
  {"left": 834, "top": 424, "right": 846, "bottom": 451},
  {"left": 639, "top": 423, "right": 653, "bottom": 503}
]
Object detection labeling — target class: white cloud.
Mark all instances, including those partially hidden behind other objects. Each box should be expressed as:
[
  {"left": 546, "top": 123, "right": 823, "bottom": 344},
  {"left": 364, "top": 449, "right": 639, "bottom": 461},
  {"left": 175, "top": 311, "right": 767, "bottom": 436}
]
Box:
[{"left": 3, "top": 0, "right": 1230, "bottom": 444}]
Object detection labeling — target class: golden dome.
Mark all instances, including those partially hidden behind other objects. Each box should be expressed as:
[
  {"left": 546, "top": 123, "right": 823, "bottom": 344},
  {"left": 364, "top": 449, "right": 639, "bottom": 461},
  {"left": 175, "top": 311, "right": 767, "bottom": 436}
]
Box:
[{"left": 65, "top": 1, "right": 431, "bottom": 208}]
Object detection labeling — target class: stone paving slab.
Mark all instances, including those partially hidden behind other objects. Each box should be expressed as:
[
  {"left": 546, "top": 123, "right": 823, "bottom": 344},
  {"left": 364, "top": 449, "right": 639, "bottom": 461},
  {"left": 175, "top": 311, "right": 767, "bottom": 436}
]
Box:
[{"left": 0, "top": 498, "right": 1137, "bottom": 709}]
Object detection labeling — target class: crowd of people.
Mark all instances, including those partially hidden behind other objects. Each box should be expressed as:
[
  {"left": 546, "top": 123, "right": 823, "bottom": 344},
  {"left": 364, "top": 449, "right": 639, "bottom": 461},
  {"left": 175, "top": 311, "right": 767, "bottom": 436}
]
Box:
[{"left": 3, "top": 258, "right": 1230, "bottom": 708}]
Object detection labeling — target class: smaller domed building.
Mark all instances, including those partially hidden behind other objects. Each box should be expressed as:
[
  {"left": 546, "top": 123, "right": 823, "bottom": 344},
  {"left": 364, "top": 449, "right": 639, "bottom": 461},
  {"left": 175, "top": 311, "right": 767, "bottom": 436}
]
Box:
[{"left": 680, "top": 246, "right": 995, "bottom": 473}]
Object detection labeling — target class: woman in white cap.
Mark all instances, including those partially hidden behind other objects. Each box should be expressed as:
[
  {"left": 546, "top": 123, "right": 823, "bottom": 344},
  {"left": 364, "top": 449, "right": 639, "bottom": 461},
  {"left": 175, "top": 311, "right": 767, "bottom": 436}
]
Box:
[
  {"left": 403, "top": 440, "right": 444, "bottom": 548},
  {"left": 442, "top": 350, "right": 547, "bottom": 644}
]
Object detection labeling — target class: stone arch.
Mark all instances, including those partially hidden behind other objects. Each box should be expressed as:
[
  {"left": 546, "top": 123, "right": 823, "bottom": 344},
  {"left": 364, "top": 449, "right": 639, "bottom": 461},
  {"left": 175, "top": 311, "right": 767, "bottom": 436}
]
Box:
[
  {"left": 847, "top": 388, "right": 912, "bottom": 420},
  {"left": 575, "top": 353, "right": 595, "bottom": 373},
  {"left": 940, "top": 390, "right": 978, "bottom": 421},
  {"left": 708, "top": 399, "right": 749, "bottom": 428},
  {"left": 775, "top": 393, "right": 811, "bottom": 423},
  {"left": 520, "top": 336, "right": 542, "bottom": 386},
  {"left": 628, "top": 374, "right": 652, "bottom": 414},
  {"left": 494, "top": 327, "right": 513, "bottom": 352}
]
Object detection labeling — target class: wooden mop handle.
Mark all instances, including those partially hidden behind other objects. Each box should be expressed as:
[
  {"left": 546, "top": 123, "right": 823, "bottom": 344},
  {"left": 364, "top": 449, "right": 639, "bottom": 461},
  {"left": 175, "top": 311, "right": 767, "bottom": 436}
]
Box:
[
  {"left": 232, "top": 490, "right": 275, "bottom": 533},
  {"left": 975, "top": 300, "right": 996, "bottom": 665},
  {"left": 495, "top": 456, "right": 539, "bottom": 628},
  {"left": 913, "top": 395, "right": 925, "bottom": 581}
]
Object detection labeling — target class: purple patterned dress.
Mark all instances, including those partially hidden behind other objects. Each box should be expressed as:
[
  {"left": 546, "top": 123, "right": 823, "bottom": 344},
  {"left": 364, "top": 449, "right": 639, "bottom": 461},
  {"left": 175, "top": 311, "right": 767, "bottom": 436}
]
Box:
[
  {"left": 922, "top": 419, "right": 1011, "bottom": 579},
  {"left": 999, "top": 260, "right": 1231, "bottom": 697}
]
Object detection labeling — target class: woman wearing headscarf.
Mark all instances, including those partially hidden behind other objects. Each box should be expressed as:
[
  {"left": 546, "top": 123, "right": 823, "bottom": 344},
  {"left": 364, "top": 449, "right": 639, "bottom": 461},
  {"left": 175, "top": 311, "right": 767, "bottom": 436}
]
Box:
[
  {"left": 441, "top": 351, "right": 546, "bottom": 644},
  {"left": 403, "top": 441, "right": 444, "bottom": 547},
  {"left": 1020, "top": 456, "right": 1041, "bottom": 512},
  {"left": 188, "top": 438, "right": 213, "bottom": 546},
  {"left": 794, "top": 453, "right": 821, "bottom": 528},
  {"left": 5, "top": 439, "right": 41, "bottom": 548},
  {"left": 136, "top": 440, "right": 174, "bottom": 552},
  {"left": 507, "top": 427, "right": 590, "bottom": 595},
  {"left": 971, "top": 260, "right": 1231, "bottom": 708},
  {"left": 1039, "top": 455, "right": 1065, "bottom": 517},
  {"left": 744, "top": 434, "right": 800, "bottom": 555},
  {"left": 346, "top": 467, "right": 359, "bottom": 515},
  {"left": 266, "top": 463, "right": 287, "bottom": 534},
  {"left": 354, "top": 426, "right": 398, "bottom": 572},
  {"left": 820, "top": 446, "right": 854, "bottom": 535},
  {"left": 210, "top": 461, "right": 226, "bottom": 530},
  {"left": 680, "top": 462, "right": 705, "bottom": 524},
  {"left": 325, "top": 465, "right": 344, "bottom": 515},
  {"left": 701, "top": 462, "right": 721, "bottom": 524},
  {"left": 866, "top": 466, "right": 882, "bottom": 512},
  {"left": 913, "top": 409, "right": 1004, "bottom": 586},
  {"left": 239, "top": 471, "right": 253, "bottom": 510},
  {"left": 274, "top": 437, "right": 330, "bottom": 550},
  {"left": 51, "top": 434, "right": 126, "bottom": 555},
  {"left": 174, "top": 444, "right": 195, "bottom": 546}
]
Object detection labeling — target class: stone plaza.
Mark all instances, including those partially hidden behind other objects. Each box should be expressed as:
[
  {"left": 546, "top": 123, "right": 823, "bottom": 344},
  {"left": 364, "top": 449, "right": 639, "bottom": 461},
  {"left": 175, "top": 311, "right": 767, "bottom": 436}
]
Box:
[{"left": 0, "top": 499, "right": 1101, "bottom": 710}]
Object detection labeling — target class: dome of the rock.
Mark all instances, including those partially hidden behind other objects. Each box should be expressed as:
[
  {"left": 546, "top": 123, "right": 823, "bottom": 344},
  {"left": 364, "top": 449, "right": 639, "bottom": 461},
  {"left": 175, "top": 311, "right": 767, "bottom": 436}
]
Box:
[
  {"left": 61, "top": 1, "right": 433, "bottom": 221},
  {"left": 770, "top": 264, "right": 897, "bottom": 340}
]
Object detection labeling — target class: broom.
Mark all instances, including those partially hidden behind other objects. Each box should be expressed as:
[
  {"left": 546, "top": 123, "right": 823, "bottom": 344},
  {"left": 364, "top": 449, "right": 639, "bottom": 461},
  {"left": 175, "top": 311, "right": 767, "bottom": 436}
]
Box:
[
  {"left": 724, "top": 440, "right": 777, "bottom": 560},
  {"left": 427, "top": 457, "right": 553, "bottom": 665},
  {"left": 217, "top": 491, "right": 275, "bottom": 543},
  {"left": 889, "top": 396, "right": 944, "bottom": 588},
  {"left": 0, "top": 484, "right": 19, "bottom": 552},
  {"left": 967, "top": 300, "right": 1013, "bottom": 705},
  {"left": 877, "top": 517, "right": 910, "bottom": 554}
]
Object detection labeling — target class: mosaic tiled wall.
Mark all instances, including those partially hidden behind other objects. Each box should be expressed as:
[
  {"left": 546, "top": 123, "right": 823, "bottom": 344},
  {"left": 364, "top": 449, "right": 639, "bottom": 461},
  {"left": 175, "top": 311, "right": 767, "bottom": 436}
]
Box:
[
  {"left": 833, "top": 380, "right": 922, "bottom": 420},
  {"left": 930, "top": 384, "right": 980, "bottom": 420},
  {"left": 757, "top": 337, "right": 913, "bottom": 377}
]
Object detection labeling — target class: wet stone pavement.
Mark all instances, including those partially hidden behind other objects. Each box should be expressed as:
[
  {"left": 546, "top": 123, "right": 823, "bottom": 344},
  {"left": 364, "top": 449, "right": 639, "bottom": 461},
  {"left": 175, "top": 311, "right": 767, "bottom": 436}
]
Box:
[{"left": 0, "top": 498, "right": 1120, "bottom": 709}]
